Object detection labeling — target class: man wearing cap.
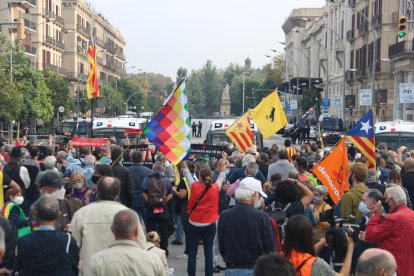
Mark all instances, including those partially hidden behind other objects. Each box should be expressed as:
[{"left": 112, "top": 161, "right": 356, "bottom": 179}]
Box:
[
  {"left": 341, "top": 162, "right": 368, "bottom": 219},
  {"left": 3, "top": 147, "right": 31, "bottom": 193},
  {"left": 30, "top": 171, "right": 74, "bottom": 231},
  {"left": 218, "top": 177, "right": 275, "bottom": 274}
]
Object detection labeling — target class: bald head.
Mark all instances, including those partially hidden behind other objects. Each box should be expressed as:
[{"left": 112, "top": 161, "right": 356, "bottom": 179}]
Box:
[
  {"left": 404, "top": 157, "right": 414, "bottom": 171},
  {"left": 111, "top": 209, "right": 139, "bottom": 240},
  {"left": 356, "top": 248, "right": 397, "bottom": 276},
  {"left": 97, "top": 176, "right": 120, "bottom": 201}
]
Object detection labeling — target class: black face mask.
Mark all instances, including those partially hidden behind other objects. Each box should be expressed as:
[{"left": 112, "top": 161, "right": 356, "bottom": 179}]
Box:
[{"left": 91, "top": 175, "right": 100, "bottom": 184}]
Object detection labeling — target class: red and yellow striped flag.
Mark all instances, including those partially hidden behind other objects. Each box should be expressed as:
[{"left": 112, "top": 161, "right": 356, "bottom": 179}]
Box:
[
  {"left": 86, "top": 28, "right": 99, "bottom": 99},
  {"left": 225, "top": 112, "right": 254, "bottom": 153}
]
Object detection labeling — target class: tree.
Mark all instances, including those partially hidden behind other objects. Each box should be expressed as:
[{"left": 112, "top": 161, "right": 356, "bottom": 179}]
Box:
[
  {"left": 300, "top": 87, "right": 322, "bottom": 113},
  {"left": 176, "top": 67, "right": 187, "bottom": 84},
  {"left": 42, "top": 69, "right": 72, "bottom": 115},
  {"left": 199, "top": 60, "right": 222, "bottom": 116},
  {"left": 99, "top": 85, "right": 124, "bottom": 116},
  {"left": 262, "top": 55, "right": 285, "bottom": 89}
]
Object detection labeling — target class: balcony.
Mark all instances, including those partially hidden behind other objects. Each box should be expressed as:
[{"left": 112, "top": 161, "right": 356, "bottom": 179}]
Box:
[
  {"left": 24, "top": 45, "right": 36, "bottom": 55},
  {"left": 346, "top": 30, "right": 354, "bottom": 42},
  {"left": 55, "top": 15, "right": 64, "bottom": 25},
  {"left": 348, "top": 0, "right": 356, "bottom": 8},
  {"left": 76, "top": 24, "right": 89, "bottom": 35},
  {"left": 43, "top": 63, "right": 66, "bottom": 75},
  {"left": 77, "top": 46, "right": 87, "bottom": 56},
  {"left": 345, "top": 70, "right": 354, "bottom": 81},
  {"left": 105, "top": 42, "right": 117, "bottom": 55},
  {"left": 14, "top": 0, "right": 36, "bottom": 9},
  {"left": 372, "top": 14, "right": 382, "bottom": 29},
  {"left": 24, "top": 19, "right": 36, "bottom": 31},
  {"left": 42, "top": 9, "right": 55, "bottom": 19},
  {"left": 355, "top": 68, "right": 366, "bottom": 78},
  {"left": 388, "top": 40, "right": 414, "bottom": 59},
  {"left": 358, "top": 22, "right": 369, "bottom": 34},
  {"left": 44, "top": 36, "right": 65, "bottom": 49}
]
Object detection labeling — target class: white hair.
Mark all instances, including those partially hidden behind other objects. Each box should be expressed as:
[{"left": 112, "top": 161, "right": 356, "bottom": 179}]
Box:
[
  {"left": 314, "top": 185, "right": 328, "bottom": 196},
  {"left": 0, "top": 226, "right": 4, "bottom": 252},
  {"left": 235, "top": 187, "right": 255, "bottom": 202},
  {"left": 242, "top": 154, "right": 256, "bottom": 168},
  {"left": 56, "top": 151, "right": 66, "bottom": 159},
  {"left": 44, "top": 156, "right": 57, "bottom": 169},
  {"left": 84, "top": 154, "right": 96, "bottom": 166},
  {"left": 386, "top": 186, "right": 407, "bottom": 204}
]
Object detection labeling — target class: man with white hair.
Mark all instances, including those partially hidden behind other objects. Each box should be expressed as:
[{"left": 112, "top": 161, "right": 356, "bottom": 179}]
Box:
[
  {"left": 227, "top": 154, "right": 266, "bottom": 184},
  {"left": 34, "top": 155, "right": 60, "bottom": 187},
  {"left": 218, "top": 177, "right": 275, "bottom": 275},
  {"left": 365, "top": 185, "right": 414, "bottom": 276}
]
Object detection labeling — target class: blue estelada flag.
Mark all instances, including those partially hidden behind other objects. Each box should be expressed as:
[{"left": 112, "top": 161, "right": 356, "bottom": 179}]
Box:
[{"left": 346, "top": 108, "right": 376, "bottom": 168}]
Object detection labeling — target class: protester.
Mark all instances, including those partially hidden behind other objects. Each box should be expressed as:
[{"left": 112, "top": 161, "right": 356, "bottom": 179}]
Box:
[
  {"left": 69, "top": 176, "right": 146, "bottom": 275},
  {"left": 284, "top": 138, "right": 296, "bottom": 161},
  {"left": 365, "top": 169, "right": 385, "bottom": 195},
  {"left": 218, "top": 177, "right": 275, "bottom": 275},
  {"left": 365, "top": 185, "right": 414, "bottom": 276},
  {"left": 387, "top": 169, "right": 412, "bottom": 209},
  {"left": 283, "top": 215, "right": 354, "bottom": 276},
  {"left": 89, "top": 209, "right": 165, "bottom": 276},
  {"left": 253, "top": 253, "right": 295, "bottom": 276},
  {"left": 341, "top": 162, "right": 368, "bottom": 219},
  {"left": 3, "top": 147, "right": 31, "bottom": 193},
  {"left": 110, "top": 146, "right": 134, "bottom": 208},
  {"left": 142, "top": 161, "right": 174, "bottom": 255},
  {"left": 402, "top": 157, "right": 414, "bottom": 203},
  {"left": 84, "top": 163, "right": 112, "bottom": 204},
  {"left": 17, "top": 195, "right": 79, "bottom": 276},
  {"left": 146, "top": 231, "right": 170, "bottom": 276},
  {"left": 355, "top": 248, "right": 397, "bottom": 276},
  {"left": 257, "top": 152, "right": 270, "bottom": 178},
  {"left": 34, "top": 155, "right": 60, "bottom": 187},
  {"left": 71, "top": 172, "right": 90, "bottom": 205},
  {"left": 1, "top": 188, "right": 31, "bottom": 238},
  {"left": 21, "top": 147, "right": 41, "bottom": 214},
  {"left": 64, "top": 181, "right": 83, "bottom": 213},
  {"left": 0, "top": 216, "right": 17, "bottom": 273},
  {"left": 64, "top": 143, "right": 91, "bottom": 177},
  {"left": 129, "top": 150, "right": 153, "bottom": 220},
  {"left": 267, "top": 150, "right": 295, "bottom": 180},
  {"left": 311, "top": 185, "right": 332, "bottom": 242}
]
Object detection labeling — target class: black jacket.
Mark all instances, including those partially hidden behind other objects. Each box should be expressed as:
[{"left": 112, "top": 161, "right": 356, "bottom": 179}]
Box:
[
  {"left": 0, "top": 217, "right": 17, "bottom": 270},
  {"left": 111, "top": 163, "right": 134, "bottom": 207},
  {"left": 129, "top": 163, "right": 153, "bottom": 210},
  {"left": 17, "top": 230, "right": 79, "bottom": 276}
]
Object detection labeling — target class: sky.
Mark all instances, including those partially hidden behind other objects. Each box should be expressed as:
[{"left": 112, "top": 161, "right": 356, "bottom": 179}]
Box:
[{"left": 87, "top": 0, "right": 325, "bottom": 79}]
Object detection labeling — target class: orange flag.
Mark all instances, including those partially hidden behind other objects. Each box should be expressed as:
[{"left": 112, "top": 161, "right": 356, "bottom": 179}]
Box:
[{"left": 311, "top": 138, "right": 350, "bottom": 204}]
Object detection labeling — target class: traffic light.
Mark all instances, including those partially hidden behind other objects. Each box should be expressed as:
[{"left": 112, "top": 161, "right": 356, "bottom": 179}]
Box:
[{"left": 398, "top": 16, "right": 408, "bottom": 38}]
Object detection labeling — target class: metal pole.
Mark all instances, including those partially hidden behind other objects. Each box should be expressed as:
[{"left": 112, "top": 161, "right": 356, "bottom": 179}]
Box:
[
  {"left": 242, "top": 72, "right": 245, "bottom": 114},
  {"left": 76, "top": 82, "right": 80, "bottom": 118}
]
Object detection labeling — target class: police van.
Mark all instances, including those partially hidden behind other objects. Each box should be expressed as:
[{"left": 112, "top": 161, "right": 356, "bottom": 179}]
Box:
[
  {"left": 60, "top": 117, "right": 92, "bottom": 138},
  {"left": 93, "top": 117, "right": 148, "bottom": 144},
  {"left": 205, "top": 119, "right": 264, "bottom": 150},
  {"left": 375, "top": 120, "right": 414, "bottom": 150}
]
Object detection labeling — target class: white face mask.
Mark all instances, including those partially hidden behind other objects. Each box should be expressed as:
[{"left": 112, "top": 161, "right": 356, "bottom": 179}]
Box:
[
  {"left": 73, "top": 182, "right": 83, "bottom": 190},
  {"left": 14, "top": 196, "right": 24, "bottom": 205},
  {"left": 52, "top": 187, "right": 66, "bottom": 200}
]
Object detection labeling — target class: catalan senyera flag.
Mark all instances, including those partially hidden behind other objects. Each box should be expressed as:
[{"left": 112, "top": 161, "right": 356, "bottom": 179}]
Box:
[
  {"left": 311, "top": 138, "right": 350, "bottom": 204},
  {"left": 86, "top": 28, "right": 99, "bottom": 99},
  {"left": 225, "top": 112, "right": 254, "bottom": 153},
  {"left": 346, "top": 108, "right": 376, "bottom": 168},
  {"left": 143, "top": 79, "right": 191, "bottom": 166},
  {"left": 249, "top": 91, "right": 287, "bottom": 139}
]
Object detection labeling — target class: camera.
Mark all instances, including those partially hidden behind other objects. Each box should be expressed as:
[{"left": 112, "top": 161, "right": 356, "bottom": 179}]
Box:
[{"left": 319, "top": 209, "right": 360, "bottom": 271}]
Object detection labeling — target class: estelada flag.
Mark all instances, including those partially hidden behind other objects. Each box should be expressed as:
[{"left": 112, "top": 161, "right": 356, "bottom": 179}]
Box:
[
  {"left": 249, "top": 91, "right": 287, "bottom": 139},
  {"left": 346, "top": 108, "right": 376, "bottom": 168},
  {"left": 225, "top": 112, "right": 254, "bottom": 153},
  {"left": 311, "top": 138, "right": 350, "bottom": 204}
]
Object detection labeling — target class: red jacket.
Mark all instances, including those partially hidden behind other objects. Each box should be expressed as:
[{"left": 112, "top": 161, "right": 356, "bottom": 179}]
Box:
[
  {"left": 366, "top": 204, "right": 414, "bottom": 276},
  {"left": 187, "top": 182, "right": 219, "bottom": 224}
]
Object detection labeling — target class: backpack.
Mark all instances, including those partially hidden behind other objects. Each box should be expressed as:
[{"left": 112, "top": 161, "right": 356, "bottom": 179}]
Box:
[
  {"left": 147, "top": 175, "right": 167, "bottom": 207},
  {"left": 267, "top": 202, "right": 291, "bottom": 241}
]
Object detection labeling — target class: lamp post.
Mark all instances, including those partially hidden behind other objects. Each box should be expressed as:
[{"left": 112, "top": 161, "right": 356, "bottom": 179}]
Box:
[
  {"left": 242, "top": 71, "right": 245, "bottom": 113},
  {"left": 278, "top": 42, "right": 311, "bottom": 89}
]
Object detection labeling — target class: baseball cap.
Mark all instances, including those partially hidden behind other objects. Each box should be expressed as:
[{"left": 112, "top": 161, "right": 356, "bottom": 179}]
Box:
[
  {"left": 39, "top": 172, "right": 66, "bottom": 188},
  {"left": 238, "top": 177, "right": 267, "bottom": 198}
]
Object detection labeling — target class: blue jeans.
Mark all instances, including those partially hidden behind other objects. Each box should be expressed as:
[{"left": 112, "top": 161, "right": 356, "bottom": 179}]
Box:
[
  {"left": 187, "top": 223, "right": 216, "bottom": 276},
  {"left": 174, "top": 213, "right": 183, "bottom": 242},
  {"left": 225, "top": 269, "right": 254, "bottom": 276}
]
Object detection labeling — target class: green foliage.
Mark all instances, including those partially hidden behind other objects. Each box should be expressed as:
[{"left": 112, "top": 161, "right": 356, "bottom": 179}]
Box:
[
  {"left": 42, "top": 69, "right": 72, "bottom": 114},
  {"left": 99, "top": 85, "right": 124, "bottom": 116},
  {"left": 176, "top": 67, "right": 187, "bottom": 84},
  {"left": 0, "top": 73, "right": 21, "bottom": 119},
  {"left": 300, "top": 87, "right": 322, "bottom": 113}
]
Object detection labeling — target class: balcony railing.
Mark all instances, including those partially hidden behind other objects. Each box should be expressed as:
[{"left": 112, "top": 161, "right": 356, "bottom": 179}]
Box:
[
  {"left": 24, "top": 19, "right": 36, "bottom": 31},
  {"left": 355, "top": 68, "right": 366, "bottom": 78},
  {"left": 345, "top": 70, "right": 354, "bottom": 81},
  {"left": 24, "top": 45, "right": 36, "bottom": 55},
  {"left": 43, "top": 63, "right": 66, "bottom": 75},
  {"left": 77, "top": 46, "right": 87, "bottom": 56},
  {"left": 43, "top": 9, "right": 55, "bottom": 19},
  {"left": 346, "top": 30, "right": 354, "bottom": 42},
  {"left": 76, "top": 24, "right": 89, "bottom": 35},
  {"left": 55, "top": 15, "right": 64, "bottom": 25},
  {"left": 348, "top": 0, "right": 356, "bottom": 8},
  {"left": 358, "top": 22, "right": 369, "bottom": 34},
  {"left": 105, "top": 42, "right": 117, "bottom": 55},
  {"left": 44, "top": 36, "right": 65, "bottom": 49},
  {"left": 372, "top": 14, "right": 382, "bottom": 28},
  {"left": 388, "top": 40, "right": 414, "bottom": 58}
]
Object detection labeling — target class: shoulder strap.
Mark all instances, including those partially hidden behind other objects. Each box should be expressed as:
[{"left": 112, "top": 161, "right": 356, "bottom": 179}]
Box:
[
  {"left": 147, "top": 246, "right": 155, "bottom": 251},
  {"left": 188, "top": 185, "right": 211, "bottom": 217},
  {"left": 295, "top": 256, "right": 314, "bottom": 276},
  {"left": 283, "top": 202, "right": 292, "bottom": 212},
  {"left": 65, "top": 233, "right": 71, "bottom": 254}
]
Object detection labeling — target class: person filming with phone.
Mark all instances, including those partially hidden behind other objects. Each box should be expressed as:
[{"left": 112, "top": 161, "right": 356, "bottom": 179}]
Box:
[{"left": 365, "top": 185, "right": 414, "bottom": 276}]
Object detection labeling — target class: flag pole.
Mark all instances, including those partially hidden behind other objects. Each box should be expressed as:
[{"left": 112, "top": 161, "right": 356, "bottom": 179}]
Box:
[{"left": 90, "top": 98, "right": 94, "bottom": 138}]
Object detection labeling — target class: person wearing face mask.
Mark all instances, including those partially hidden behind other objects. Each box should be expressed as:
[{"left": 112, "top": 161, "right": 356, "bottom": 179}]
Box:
[
  {"left": 351, "top": 189, "right": 382, "bottom": 273},
  {"left": 365, "top": 185, "right": 414, "bottom": 276},
  {"left": 218, "top": 177, "right": 275, "bottom": 275},
  {"left": 71, "top": 172, "right": 90, "bottom": 205},
  {"left": 3, "top": 147, "right": 31, "bottom": 195},
  {"left": 85, "top": 163, "right": 112, "bottom": 205},
  {"left": 1, "top": 188, "right": 31, "bottom": 238},
  {"left": 341, "top": 162, "right": 368, "bottom": 220},
  {"left": 29, "top": 172, "right": 74, "bottom": 231},
  {"left": 311, "top": 185, "right": 332, "bottom": 242}
]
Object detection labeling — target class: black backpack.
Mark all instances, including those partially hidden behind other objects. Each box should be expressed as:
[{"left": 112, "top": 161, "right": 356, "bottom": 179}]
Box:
[
  {"left": 267, "top": 202, "right": 291, "bottom": 241},
  {"left": 147, "top": 176, "right": 167, "bottom": 207}
]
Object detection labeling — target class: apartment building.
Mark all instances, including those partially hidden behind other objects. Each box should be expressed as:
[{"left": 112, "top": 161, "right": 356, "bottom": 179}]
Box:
[
  {"left": 61, "top": 0, "right": 126, "bottom": 89},
  {"left": 283, "top": 0, "right": 399, "bottom": 123}
]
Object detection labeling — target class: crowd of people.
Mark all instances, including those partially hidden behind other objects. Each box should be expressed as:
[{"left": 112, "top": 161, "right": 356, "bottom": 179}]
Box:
[{"left": 0, "top": 134, "right": 412, "bottom": 276}]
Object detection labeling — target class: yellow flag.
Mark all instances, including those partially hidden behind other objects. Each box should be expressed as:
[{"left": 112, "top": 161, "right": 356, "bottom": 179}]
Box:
[
  {"left": 249, "top": 91, "right": 287, "bottom": 139},
  {"left": 225, "top": 112, "right": 254, "bottom": 153}
]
